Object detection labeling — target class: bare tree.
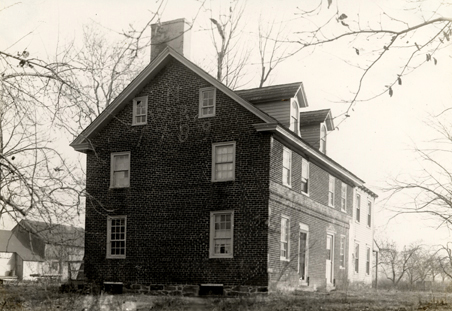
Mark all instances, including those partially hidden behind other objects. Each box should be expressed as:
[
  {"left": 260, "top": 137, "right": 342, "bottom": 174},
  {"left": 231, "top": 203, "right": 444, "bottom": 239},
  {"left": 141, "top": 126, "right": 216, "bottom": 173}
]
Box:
[
  {"left": 385, "top": 110, "right": 452, "bottom": 229},
  {"left": 206, "top": 0, "right": 251, "bottom": 89},
  {"left": 291, "top": 0, "right": 451, "bottom": 118},
  {"left": 257, "top": 17, "right": 290, "bottom": 88},
  {"left": 377, "top": 240, "right": 420, "bottom": 287}
]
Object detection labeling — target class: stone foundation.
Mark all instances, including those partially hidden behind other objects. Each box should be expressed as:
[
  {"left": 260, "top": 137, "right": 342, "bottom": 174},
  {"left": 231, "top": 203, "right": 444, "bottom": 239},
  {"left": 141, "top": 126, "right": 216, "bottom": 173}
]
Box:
[{"left": 123, "top": 283, "right": 268, "bottom": 296}]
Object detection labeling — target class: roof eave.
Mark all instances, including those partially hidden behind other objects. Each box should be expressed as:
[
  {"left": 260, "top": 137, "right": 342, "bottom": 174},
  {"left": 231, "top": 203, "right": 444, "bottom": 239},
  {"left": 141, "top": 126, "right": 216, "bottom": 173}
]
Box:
[
  {"left": 71, "top": 47, "right": 275, "bottom": 152},
  {"left": 253, "top": 123, "right": 365, "bottom": 187}
]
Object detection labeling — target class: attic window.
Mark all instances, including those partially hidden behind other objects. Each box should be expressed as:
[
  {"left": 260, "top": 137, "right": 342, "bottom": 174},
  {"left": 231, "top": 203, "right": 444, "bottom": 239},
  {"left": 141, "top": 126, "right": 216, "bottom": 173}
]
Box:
[
  {"left": 133, "top": 96, "right": 148, "bottom": 125},
  {"left": 290, "top": 99, "right": 299, "bottom": 134},
  {"left": 199, "top": 87, "right": 216, "bottom": 118},
  {"left": 320, "top": 123, "right": 327, "bottom": 153}
]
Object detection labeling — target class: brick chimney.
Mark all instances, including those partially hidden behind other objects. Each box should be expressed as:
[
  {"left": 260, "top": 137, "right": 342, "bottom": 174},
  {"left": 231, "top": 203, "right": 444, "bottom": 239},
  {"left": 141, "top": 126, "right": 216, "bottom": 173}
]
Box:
[{"left": 150, "top": 18, "right": 191, "bottom": 62}]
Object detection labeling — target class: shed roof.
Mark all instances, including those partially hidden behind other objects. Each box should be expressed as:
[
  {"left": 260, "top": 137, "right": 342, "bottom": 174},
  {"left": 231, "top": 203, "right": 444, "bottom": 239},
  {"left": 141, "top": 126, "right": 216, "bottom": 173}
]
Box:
[
  {"left": 17, "top": 220, "right": 84, "bottom": 248},
  {"left": 299, "top": 109, "right": 334, "bottom": 131},
  {"left": 236, "top": 82, "right": 302, "bottom": 104},
  {"left": 0, "top": 230, "right": 44, "bottom": 261}
]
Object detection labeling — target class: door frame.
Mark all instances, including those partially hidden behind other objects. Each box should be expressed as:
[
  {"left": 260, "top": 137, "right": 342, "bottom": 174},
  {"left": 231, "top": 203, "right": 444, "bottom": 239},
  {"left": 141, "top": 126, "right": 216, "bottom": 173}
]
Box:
[{"left": 326, "top": 233, "right": 335, "bottom": 285}]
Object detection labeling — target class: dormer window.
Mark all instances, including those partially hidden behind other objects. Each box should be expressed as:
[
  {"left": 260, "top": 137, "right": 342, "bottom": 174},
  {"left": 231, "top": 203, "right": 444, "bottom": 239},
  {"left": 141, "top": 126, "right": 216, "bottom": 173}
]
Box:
[
  {"left": 132, "top": 96, "right": 148, "bottom": 125},
  {"left": 320, "top": 123, "right": 327, "bottom": 153},
  {"left": 199, "top": 87, "right": 216, "bottom": 118},
  {"left": 290, "top": 99, "right": 299, "bottom": 135}
]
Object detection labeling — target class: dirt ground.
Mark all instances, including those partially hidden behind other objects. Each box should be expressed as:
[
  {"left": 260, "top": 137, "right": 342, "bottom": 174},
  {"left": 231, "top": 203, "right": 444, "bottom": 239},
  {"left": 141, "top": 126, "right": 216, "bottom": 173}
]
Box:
[{"left": 1, "top": 283, "right": 451, "bottom": 310}]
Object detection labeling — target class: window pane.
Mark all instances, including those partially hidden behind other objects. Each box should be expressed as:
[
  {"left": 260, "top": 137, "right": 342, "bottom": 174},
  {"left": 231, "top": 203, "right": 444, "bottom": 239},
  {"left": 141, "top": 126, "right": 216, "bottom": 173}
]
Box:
[{"left": 113, "top": 171, "right": 129, "bottom": 187}]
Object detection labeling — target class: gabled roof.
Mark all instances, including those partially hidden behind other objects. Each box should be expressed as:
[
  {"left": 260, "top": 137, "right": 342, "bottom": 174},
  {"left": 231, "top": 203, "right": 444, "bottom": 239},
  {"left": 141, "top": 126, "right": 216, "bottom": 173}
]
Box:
[
  {"left": 70, "top": 47, "right": 276, "bottom": 152},
  {"left": 299, "top": 109, "right": 335, "bottom": 131},
  {"left": 17, "top": 220, "right": 84, "bottom": 248},
  {"left": 0, "top": 230, "right": 44, "bottom": 261}
]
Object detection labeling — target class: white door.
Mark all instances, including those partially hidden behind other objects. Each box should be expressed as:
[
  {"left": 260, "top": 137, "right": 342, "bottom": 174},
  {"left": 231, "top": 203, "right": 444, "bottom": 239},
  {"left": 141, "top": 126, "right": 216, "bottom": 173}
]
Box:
[
  {"left": 299, "top": 231, "right": 307, "bottom": 281},
  {"left": 326, "top": 234, "right": 334, "bottom": 284}
]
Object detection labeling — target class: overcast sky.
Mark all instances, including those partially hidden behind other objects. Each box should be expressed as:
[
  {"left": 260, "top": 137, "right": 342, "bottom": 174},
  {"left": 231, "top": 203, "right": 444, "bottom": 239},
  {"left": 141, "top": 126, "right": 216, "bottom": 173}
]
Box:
[{"left": 2, "top": 0, "right": 452, "bottom": 247}]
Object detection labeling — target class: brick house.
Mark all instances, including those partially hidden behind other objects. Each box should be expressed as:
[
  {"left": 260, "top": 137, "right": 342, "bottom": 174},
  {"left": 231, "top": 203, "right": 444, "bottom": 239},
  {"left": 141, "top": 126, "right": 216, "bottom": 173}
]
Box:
[{"left": 71, "top": 19, "right": 376, "bottom": 294}]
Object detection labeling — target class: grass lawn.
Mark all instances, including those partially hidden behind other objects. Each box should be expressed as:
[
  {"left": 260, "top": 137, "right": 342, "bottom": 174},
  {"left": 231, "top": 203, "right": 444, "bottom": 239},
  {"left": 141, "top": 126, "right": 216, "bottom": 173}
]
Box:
[{"left": 1, "top": 283, "right": 451, "bottom": 310}]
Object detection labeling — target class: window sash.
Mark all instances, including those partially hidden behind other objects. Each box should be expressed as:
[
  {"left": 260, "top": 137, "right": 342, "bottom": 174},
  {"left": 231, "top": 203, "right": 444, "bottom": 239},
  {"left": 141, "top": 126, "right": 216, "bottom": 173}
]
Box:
[
  {"left": 283, "top": 148, "right": 292, "bottom": 187},
  {"left": 107, "top": 217, "right": 126, "bottom": 258},
  {"left": 301, "top": 158, "right": 309, "bottom": 193},
  {"left": 328, "top": 176, "right": 335, "bottom": 206},
  {"left": 111, "top": 153, "right": 130, "bottom": 188},
  {"left": 133, "top": 97, "right": 147, "bottom": 125},
  {"left": 367, "top": 201, "right": 372, "bottom": 227},
  {"left": 356, "top": 194, "right": 361, "bottom": 222},
  {"left": 340, "top": 236, "right": 345, "bottom": 268},
  {"left": 212, "top": 142, "right": 235, "bottom": 181},
  {"left": 366, "top": 247, "right": 371, "bottom": 275},
  {"left": 280, "top": 217, "right": 290, "bottom": 260},
  {"left": 341, "top": 183, "right": 347, "bottom": 211},
  {"left": 355, "top": 243, "right": 359, "bottom": 273},
  {"left": 199, "top": 88, "right": 216, "bottom": 117},
  {"left": 210, "top": 211, "right": 233, "bottom": 258}
]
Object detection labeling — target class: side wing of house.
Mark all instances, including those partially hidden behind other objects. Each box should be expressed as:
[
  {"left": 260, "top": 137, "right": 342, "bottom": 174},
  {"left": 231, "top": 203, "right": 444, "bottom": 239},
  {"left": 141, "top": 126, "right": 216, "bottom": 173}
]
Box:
[{"left": 348, "top": 187, "right": 376, "bottom": 284}]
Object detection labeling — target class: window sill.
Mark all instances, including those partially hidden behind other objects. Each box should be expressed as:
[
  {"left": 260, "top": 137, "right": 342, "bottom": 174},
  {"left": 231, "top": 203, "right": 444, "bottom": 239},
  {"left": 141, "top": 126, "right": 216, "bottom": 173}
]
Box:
[
  {"left": 106, "top": 256, "right": 126, "bottom": 259},
  {"left": 109, "top": 186, "right": 130, "bottom": 189},
  {"left": 132, "top": 122, "right": 147, "bottom": 126},
  {"left": 301, "top": 191, "right": 309, "bottom": 197},
  {"left": 199, "top": 114, "right": 215, "bottom": 119},
  {"left": 212, "top": 178, "right": 235, "bottom": 183},
  {"left": 209, "top": 255, "right": 233, "bottom": 259},
  {"left": 280, "top": 257, "right": 290, "bottom": 262}
]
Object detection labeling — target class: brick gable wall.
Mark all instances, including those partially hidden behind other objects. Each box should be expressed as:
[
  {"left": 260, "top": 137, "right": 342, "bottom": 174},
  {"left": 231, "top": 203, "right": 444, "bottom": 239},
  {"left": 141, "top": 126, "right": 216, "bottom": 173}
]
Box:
[{"left": 84, "top": 58, "right": 271, "bottom": 287}]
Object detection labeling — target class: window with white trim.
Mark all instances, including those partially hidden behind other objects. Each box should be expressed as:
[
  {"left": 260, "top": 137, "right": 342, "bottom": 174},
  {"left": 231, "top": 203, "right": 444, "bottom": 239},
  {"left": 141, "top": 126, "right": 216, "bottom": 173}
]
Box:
[
  {"left": 282, "top": 147, "right": 292, "bottom": 187},
  {"left": 290, "top": 99, "right": 299, "bottom": 135},
  {"left": 132, "top": 96, "right": 148, "bottom": 125},
  {"left": 320, "top": 123, "right": 327, "bottom": 154},
  {"left": 111, "top": 152, "right": 130, "bottom": 188},
  {"left": 280, "top": 216, "right": 290, "bottom": 261},
  {"left": 341, "top": 182, "right": 347, "bottom": 212},
  {"left": 212, "top": 142, "right": 235, "bottom": 182},
  {"left": 199, "top": 87, "right": 216, "bottom": 118},
  {"left": 367, "top": 200, "right": 372, "bottom": 227},
  {"left": 366, "top": 246, "right": 371, "bottom": 275},
  {"left": 356, "top": 194, "right": 361, "bottom": 222},
  {"left": 301, "top": 158, "right": 309, "bottom": 194},
  {"left": 340, "top": 235, "right": 346, "bottom": 269},
  {"left": 328, "top": 175, "right": 335, "bottom": 207},
  {"left": 354, "top": 242, "right": 359, "bottom": 273},
  {"left": 210, "top": 211, "right": 234, "bottom": 258},
  {"left": 107, "top": 216, "right": 126, "bottom": 259}
]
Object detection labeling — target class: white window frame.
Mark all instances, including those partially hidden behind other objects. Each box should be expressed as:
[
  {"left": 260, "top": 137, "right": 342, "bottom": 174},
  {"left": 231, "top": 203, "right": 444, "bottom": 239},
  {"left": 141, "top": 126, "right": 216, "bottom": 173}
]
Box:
[
  {"left": 209, "top": 210, "right": 234, "bottom": 258},
  {"left": 354, "top": 242, "right": 359, "bottom": 274},
  {"left": 107, "top": 216, "right": 127, "bottom": 259},
  {"left": 110, "top": 152, "right": 131, "bottom": 188},
  {"left": 282, "top": 147, "right": 292, "bottom": 187},
  {"left": 199, "top": 87, "right": 216, "bottom": 118},
  {"left": 328, "top": 175, "right": 335, "bottom": 207},
  {"left": 367, "top": 200, "right": 372, "bottom": 227},
  {"left": 341, "top": 182, "right": 347, "bottom": 212},
  {"left": 356, "top": 193, "right": 361, "bottom": 223},
  {"left": 301, "top": 158, "right": 309, "bottom": 194},
  {"left": 320, "top": 123, "right": 327, "bottom": 153},
  {"left": 298, "top": 223, "right": 309, "bottom": 283},
  {"left": 339, "top": 235, "right": 346, "bottom": 269},
  {"left": 280, "top": 215, "right": 290, "bottom": 261},
  {"left": 366, "top": 246, "right": 371, "bottom": 275},
  {"left": 290, "top": 98, "right": 299, "bottom": 135},
  {"left": 212, "top": 142, "right": 236, "bottom": 182},
  {"left": 132, "top": 96, "right": 148, "bottom": 125}
]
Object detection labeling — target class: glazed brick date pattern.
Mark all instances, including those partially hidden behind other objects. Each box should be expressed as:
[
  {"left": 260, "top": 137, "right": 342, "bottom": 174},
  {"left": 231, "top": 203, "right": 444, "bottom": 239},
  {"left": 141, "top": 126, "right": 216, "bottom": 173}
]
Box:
[{"left": 84, "top": 58, "right": 271, "bottom": 286}]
